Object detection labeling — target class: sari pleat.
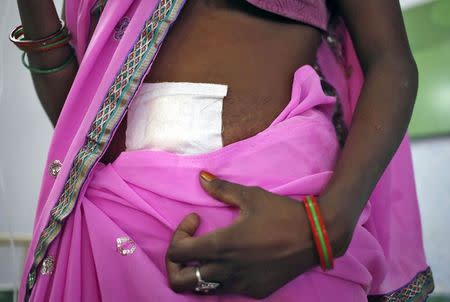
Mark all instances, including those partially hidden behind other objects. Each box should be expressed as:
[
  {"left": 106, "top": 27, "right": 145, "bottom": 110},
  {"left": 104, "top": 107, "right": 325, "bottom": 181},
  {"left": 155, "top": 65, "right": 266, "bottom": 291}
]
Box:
[{"left": 26, "top": 66, "right": 394, "bottom": 301}]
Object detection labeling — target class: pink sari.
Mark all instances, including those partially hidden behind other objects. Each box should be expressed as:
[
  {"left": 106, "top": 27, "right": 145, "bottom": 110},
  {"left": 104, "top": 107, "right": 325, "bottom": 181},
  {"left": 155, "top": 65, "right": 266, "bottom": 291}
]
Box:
[{"left": 19, "top": 0, "right": 433, "bottom": 301}]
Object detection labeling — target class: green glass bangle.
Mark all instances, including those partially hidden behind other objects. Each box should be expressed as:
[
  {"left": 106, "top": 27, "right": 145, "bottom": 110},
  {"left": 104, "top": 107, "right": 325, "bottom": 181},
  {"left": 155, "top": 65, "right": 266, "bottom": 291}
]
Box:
[
  {"left": 306, "top": 196, "right": 332, "bottom": 269},
  {"left": 21, "top": 48, "right": 76, "bottom": 74}
]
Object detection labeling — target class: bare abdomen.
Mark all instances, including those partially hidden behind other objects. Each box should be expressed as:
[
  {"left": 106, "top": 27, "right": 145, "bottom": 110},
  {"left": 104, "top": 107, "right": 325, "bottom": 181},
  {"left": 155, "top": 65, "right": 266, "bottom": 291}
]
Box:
[{"left": 101, "top": 0, "right": 322, "bottom": 163}]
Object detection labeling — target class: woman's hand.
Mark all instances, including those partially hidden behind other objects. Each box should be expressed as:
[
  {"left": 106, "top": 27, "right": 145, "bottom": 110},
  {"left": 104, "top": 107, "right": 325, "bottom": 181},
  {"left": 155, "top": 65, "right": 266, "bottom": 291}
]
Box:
[{"left": 165, "top": 171, "right": 352, "bottom": 299}]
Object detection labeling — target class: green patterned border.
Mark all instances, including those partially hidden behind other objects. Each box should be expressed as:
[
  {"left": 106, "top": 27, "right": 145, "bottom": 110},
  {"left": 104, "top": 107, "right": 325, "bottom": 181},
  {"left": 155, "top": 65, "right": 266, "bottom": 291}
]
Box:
[
  {"left": 368, "top": 267, "right": 434, "bottom": 302},
  {"left": 24, "top": 0, "right": 186, "bottom": 300}
]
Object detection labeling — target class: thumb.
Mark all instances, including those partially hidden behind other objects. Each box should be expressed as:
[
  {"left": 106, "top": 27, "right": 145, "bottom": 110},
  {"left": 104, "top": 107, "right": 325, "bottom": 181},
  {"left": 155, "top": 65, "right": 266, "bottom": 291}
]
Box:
[{"left": 199, "top": 171, "right": 250, "bottom": 209}]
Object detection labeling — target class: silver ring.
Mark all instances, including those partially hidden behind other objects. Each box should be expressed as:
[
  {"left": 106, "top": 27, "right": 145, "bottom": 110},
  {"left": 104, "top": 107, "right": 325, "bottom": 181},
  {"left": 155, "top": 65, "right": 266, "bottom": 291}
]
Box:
[{"left": 194, "top": 266, "right": 221, "bottom": 293}]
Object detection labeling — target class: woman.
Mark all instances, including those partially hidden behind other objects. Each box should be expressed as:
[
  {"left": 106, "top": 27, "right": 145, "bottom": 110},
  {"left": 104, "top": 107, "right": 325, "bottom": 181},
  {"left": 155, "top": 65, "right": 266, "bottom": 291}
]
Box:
[{"left": 13, "top": 0, "right": 433, "bottom": 301}]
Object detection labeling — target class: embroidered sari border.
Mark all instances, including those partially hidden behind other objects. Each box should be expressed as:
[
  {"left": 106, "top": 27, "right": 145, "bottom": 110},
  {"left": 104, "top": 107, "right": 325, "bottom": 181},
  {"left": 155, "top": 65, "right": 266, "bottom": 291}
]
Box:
[
  {"left": 368, "top": 267, "right": 434, "bottom": 302},
  {"left": 24, "top": 0, "right": 185, "bottom": 300}
]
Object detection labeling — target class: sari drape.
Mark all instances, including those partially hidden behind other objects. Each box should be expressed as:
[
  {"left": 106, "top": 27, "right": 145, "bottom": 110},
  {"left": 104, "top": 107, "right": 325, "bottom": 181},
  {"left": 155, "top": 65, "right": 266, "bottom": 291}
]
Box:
[{"left": 19, "top": 0, "right": 433, "bottom": 301}]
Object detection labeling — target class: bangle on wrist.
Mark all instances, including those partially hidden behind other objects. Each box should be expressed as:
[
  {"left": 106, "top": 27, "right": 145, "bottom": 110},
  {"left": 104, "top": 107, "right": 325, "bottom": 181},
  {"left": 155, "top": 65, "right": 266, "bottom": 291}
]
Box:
[
  {"left": 21, "top": 47, "right": 76, "bottom": 74},
  {"left": 303, "top": 195, "right": 335, "bottom": 271},
  {"left": 9, "top": 19, "right": 71, "bottom": 53}
]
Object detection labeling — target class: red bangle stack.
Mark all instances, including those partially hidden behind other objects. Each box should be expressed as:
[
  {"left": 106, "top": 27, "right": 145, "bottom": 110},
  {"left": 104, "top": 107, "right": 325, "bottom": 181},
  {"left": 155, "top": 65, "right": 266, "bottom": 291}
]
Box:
[
  {"left": 9, "top": 19, "right": 76, "bottom": 74},
  {"left": 9, "top": 20, "right": 71, "bottom": 53},
  {"left": 303, "top": 195, "right": 334, "bottom": 271}
]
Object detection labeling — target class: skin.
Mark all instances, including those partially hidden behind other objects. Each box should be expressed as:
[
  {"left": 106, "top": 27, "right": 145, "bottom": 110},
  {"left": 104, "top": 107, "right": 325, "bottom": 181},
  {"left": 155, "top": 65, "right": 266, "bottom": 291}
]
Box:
[
  {"left": 165, "top": 0, "right": 418, "bottom": 299},
  {"left": 16, "top": 0, "right": 77, "bottom": 126},
  {"left": 17, "top": 0, "right": 418, "bottom": 299},
  {"left": 102, "top": 0, "right": 322, "bottom": 163}
]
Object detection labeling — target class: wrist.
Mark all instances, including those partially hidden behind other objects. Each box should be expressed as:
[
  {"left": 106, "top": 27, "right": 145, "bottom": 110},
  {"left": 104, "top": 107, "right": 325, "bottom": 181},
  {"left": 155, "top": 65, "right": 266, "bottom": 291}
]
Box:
[
  {"left": 317, "top": 194, "right": 354, "bottom": 258},
  {"left": 320, "top": 177, "right": 368, "bottom": 225}
]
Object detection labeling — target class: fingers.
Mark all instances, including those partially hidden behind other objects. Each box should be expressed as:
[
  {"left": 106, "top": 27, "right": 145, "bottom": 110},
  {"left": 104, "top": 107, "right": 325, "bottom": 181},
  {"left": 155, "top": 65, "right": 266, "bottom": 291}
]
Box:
[
  {"left": 167, "top": 262, "right": 226, "bottom": 293},
  {"left": 167, "top": 213, "right": 232, "bottom": 294},
  {"left": 168, "top": 227, "right": 234, "bottom": 263},
  {"left": 199, "top": 171, "right": 257, "bottom": 209},
  {"left": 172, "top": 213, "right": 200, "bottom": 242},
  {"left": 167, "top": 171, "right": 263, "bottom": 263},
  {"left": 165, "top": 213, "right": 201, "bottom": 281}
]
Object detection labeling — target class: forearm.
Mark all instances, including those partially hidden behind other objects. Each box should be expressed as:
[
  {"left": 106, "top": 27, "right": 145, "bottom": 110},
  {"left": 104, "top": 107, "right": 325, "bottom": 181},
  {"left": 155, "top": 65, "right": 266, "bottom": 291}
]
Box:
[
  {"left": 321, "top": 54, "right": 418, "bottom": 251},
  {"left": 17, "top": 0, "right": 77, "bottom": 126}
]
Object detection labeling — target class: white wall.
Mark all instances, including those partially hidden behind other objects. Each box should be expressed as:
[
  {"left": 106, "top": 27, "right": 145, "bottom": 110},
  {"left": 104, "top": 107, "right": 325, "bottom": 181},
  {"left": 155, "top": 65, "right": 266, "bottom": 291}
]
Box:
[{"left": 401, "top": 0, "right": 435, "bottom": 9}]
